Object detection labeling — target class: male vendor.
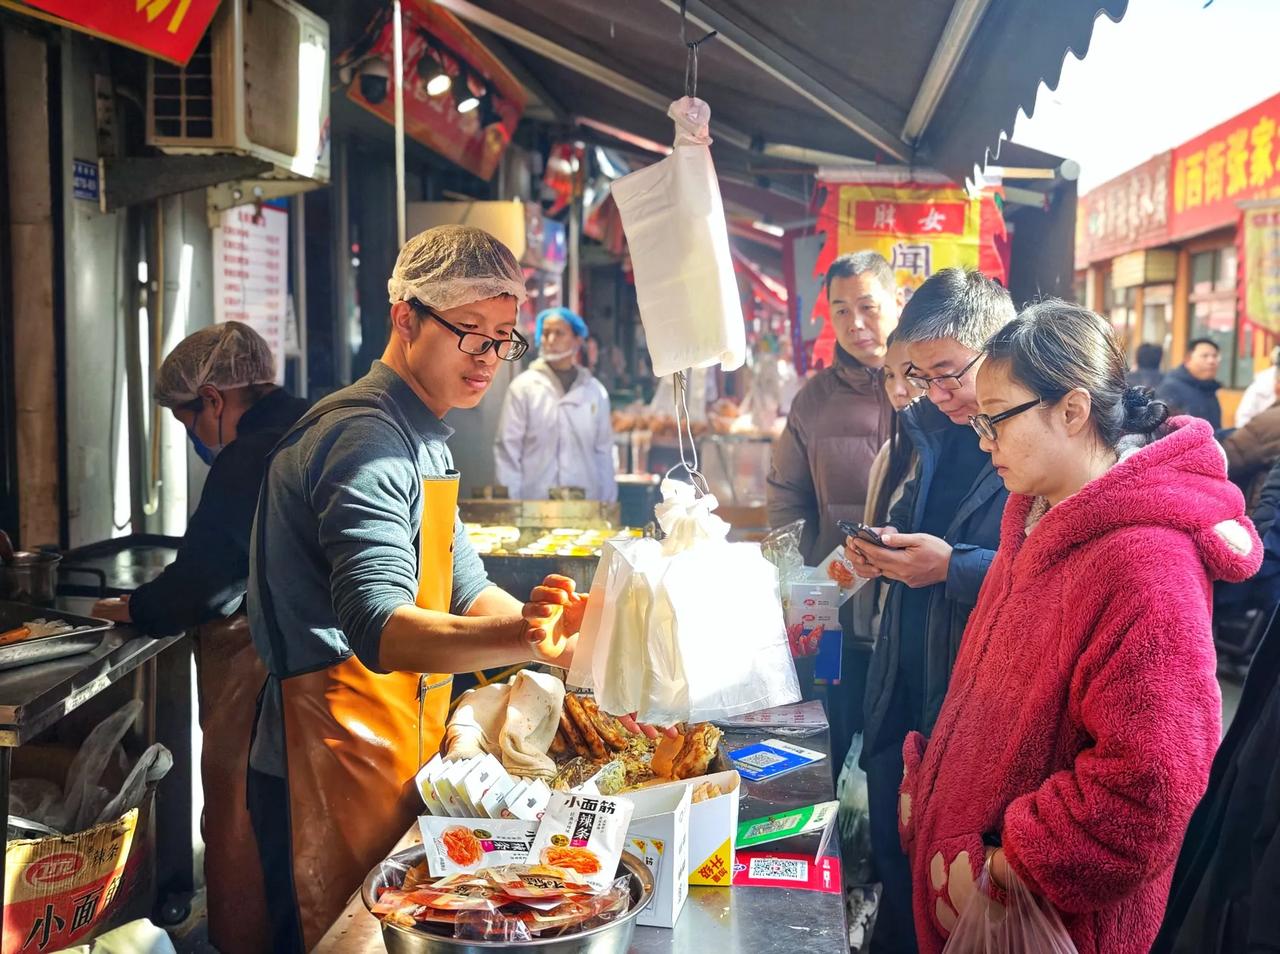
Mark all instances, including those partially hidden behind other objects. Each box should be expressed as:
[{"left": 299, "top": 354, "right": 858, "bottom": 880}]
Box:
[{"left": 246, "top": 225, "right": 591, "bottom": 950}]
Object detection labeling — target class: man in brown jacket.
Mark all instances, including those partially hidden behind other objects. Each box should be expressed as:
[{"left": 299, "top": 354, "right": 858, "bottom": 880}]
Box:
[{"left": 767, "top": 250, "right": 902, "bottom": 766}]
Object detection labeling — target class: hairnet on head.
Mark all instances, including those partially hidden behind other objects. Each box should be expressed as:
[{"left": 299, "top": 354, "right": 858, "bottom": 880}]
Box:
[
  {"left": 535, "top": 307, "right": 588, "bottom": 344},
  {"left": 386, "top": 224, "right": 527, "bottom": 312},
  {"left": 153, "top": 321, "right": 277, "bottom": 408}
]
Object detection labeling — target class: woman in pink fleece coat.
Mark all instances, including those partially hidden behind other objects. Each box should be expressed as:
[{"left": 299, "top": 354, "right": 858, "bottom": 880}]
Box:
[{"left": 899, "top": 301, "right": 1262, "bottom": 954}]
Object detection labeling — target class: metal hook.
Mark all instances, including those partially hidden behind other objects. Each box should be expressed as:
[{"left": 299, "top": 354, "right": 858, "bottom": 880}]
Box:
[
  {"left": 667, "top": 369, "right": 709, "bottom": 497},
  {"left": 679, "top": 0, "right": 716, "bottom": 99}
]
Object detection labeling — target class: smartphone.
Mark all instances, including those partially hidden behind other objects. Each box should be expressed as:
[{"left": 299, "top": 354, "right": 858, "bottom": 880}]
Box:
[{"left": 838, "top": 519, "right": 891, "bottom": 548}]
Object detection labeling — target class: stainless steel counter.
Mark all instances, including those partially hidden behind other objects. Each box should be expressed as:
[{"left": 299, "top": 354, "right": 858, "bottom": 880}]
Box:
[{"left": 315, "top": 724, "right": 847, "bottom": 954}]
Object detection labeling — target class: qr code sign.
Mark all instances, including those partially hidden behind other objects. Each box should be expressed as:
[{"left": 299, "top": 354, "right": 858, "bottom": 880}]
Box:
[
  {"left": 748, "top": 857, "right": 809, "bottom": 882},
  {"left": 738, "top": 751, "right": 786, "bottom": 770}
]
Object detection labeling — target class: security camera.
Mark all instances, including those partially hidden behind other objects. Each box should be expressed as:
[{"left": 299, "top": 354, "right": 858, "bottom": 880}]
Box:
[{"left": 358, "top": 57, "right": 390, "bottom": 105}]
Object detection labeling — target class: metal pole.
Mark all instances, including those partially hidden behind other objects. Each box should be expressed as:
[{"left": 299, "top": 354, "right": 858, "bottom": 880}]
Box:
[
  {"left": 568, "top": 191, "right": 582, "bottom": 314},
  {"left": 392, "top": 0, "right": 406, "bottom": 249},
  {"left": 291, "top": 195, "right": 309, "bottom": 396},
  {"left": 334, "top": 140, "right": 353, "bottom": 385}
]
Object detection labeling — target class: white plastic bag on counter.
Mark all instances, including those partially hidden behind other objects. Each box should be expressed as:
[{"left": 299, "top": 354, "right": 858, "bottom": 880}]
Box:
[
  {"left": 569, "top": 480, "right": 800, "bottom": 724},
  {"left": 611, "top": 97, "right": 746, "bottom": 378}
]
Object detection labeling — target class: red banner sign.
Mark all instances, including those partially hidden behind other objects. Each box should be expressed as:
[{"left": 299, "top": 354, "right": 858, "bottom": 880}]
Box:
[
  {"left": 1074, "top": 152, "right": 1173, "bottom": 265},
  {"left": 12, "top": 0, "right": 221, "bottom": 65},
  {"left": 1171, "top": 92, "right": 1280, "bottom": 240},
  {"left": 346, "top": 2, "right": 526, "bottom": 182},
  {"left": 850, "top": 200, "right": 967, "bottom": 236}
]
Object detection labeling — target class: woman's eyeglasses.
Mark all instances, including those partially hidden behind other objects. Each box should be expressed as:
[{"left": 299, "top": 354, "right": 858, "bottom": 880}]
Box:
[
  {"left": 968, "top": 398, "right": 1042, "bottom": 442},
  {"left": 906, "top": 353, "right": 983, "bottom": 392},
  {"left": 411, "top": 302, "right": 529, "bottom": 361}
]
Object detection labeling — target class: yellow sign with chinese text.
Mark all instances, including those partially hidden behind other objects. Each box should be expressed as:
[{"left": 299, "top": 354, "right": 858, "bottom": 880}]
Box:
[{"left": 1243, "top": 204, "right": 1280, "bottom": 336}]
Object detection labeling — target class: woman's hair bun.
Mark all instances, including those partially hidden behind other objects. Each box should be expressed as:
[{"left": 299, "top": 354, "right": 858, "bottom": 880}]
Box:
[{"left": 1121, "top": 386, "right": 1169, "bottom": 435}]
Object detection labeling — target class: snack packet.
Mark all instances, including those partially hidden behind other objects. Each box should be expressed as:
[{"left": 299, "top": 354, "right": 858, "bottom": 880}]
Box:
[
  {"left": 420, "top": 817, "right": 538, "bottom": 876},
  {"left": 482, "top": 863, "right": 593, "bottom": 901},
  {"left": 528, "top": 792, "right": 635, "bottom": 892}
]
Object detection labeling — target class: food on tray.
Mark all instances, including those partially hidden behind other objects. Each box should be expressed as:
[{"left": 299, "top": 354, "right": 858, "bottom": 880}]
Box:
[
  {"left": 541, "top": 844, "right": 601, "bottom": 875},
  {"left": 0, "top": 617, "right": 87, "bottom": 646},
  {"left": 0, "top": 626, "right": 31, "bottom": 646},
  {"left": 650, "top": 731, "right": 684, "bottom": 779},
  {"left": 581, "top": 695, "right": 630, "bottom": 750},
  {"left": 671, "top": 723, "right": 723, "bottom": 780},
  {"left": 563, "top": 693, "right": 609, "bottom": 762}
]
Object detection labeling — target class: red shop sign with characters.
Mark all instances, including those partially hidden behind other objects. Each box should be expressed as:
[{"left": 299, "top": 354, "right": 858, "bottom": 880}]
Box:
[
  {"left": 1074, "top": 152, "right": 1173, "bottom": 265},
  {"left": 1171, "top": 92, "right": 1280, "bottom": 240},
  {"left": 10, "top": 0, "right": 221, "bottom": 65}
]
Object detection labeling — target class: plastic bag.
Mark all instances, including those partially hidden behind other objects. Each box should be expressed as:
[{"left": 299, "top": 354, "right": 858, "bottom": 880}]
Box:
[
  {"left": 570, "top": 480, "right": 801, "bottom": 725},
  {"left": 835, "top": 734, "right": 873, "bottom": 884},
  {"left": 57, "top": 700, "right": 142, "bottom": 832},
  {"left": 611, "top": 97, "right": 746, "bottom": 378},
  {"left": 941, "top": 863, "right": 1078, "bottom": 954}
]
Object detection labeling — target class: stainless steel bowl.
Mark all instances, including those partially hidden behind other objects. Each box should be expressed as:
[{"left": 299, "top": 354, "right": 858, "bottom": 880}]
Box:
[{"left": 362, "top": 847, "right": 654, "bottom": 954}]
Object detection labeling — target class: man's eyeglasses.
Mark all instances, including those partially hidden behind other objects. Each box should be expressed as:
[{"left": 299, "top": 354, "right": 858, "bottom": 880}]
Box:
[
  {"left": 411, "top": 302, "right": 528, "bottom": 361},
  {"left": 969, "top": 398, "right": 1042, "bottom": 442},
  {"left": 906, "top": 353, "right": 983, "bottom": 392}
]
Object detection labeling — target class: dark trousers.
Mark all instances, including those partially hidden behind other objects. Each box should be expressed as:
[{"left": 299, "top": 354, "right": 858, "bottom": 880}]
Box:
[
  {"left": 866, "top": 698, "right": 918, "bottom": 954},
  {"left": 246, "top": 767, "right": 307, "bottom": 954}
]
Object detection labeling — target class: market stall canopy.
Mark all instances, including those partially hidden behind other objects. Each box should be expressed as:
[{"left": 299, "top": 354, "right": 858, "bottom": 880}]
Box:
[{"left": 416, "top": 0, "right": 1126, "bottom": 187}]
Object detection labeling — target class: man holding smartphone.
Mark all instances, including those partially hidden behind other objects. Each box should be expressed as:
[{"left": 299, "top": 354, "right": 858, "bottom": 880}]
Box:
[{"left": 846, "top": 269, "right": 1013, "bottom": 953}]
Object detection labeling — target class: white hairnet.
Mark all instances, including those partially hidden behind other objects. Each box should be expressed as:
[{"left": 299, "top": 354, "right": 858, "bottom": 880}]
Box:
[
  {"left": 153, "top": 321, "right": 276, "bottom": 407},
  {"left": 386, "top": 224, "right": 527, "bottom": 311}
]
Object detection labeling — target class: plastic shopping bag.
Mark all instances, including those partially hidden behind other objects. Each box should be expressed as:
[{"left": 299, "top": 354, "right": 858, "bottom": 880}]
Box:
[
  {"left": 941, "top": 863, "right": 1078, "bottom": 954},
  {"left": 835, "top": 734, "right": 873, "bottom": 885},
  {"left": 611, "top": 97, "right": 746, "bottom": 378},
  {"left": 569, "top": 480, "right": 800, "bottom": 725}
]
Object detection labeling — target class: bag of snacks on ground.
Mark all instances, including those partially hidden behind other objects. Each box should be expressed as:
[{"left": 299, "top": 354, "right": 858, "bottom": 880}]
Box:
[{"left": 569, "top": 480, "right": 801, "bottom": 725}]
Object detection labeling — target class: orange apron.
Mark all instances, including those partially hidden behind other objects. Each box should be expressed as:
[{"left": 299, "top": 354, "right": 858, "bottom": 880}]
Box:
[
  {"left": 193, "top": 614, "right": 272, "bottom": 954},
  {"left": 279, "top": 474, "right": 458, "bottom": 949}
]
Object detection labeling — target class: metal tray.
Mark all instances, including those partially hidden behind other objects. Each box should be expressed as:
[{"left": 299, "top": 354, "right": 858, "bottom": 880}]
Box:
[
  {"left": 0, "top": 602, "right": 113, "bottom": 671},
  {"left": 363, "top": 846, "right": 653, "bottom": 954}
]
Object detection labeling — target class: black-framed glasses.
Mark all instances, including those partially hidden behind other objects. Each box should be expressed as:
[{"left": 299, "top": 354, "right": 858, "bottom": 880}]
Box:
[
  {"left": 412, "top": 302, "right": 529, "bottom": 361},
  {"left": 969, "top": 398, "right": 1042, "bottom": 441},
  {"left": 906, "top": 353, "right": 983, "bottom": 392}
]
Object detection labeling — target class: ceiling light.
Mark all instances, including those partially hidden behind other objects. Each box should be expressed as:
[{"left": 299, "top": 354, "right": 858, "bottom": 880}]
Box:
[
  {"left": 457, "top": 94, "right": 480, "bottom": 113},
  {"left": 452, "top": 71, "right": 479, "bottom": 113},
  {"left": 426, "top": 72, "right": 450, "bottom": 96}
]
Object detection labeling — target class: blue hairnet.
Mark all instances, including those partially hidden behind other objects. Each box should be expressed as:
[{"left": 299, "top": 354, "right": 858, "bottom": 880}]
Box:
[{"left": 535, "top": 307, "right": 588, "bottom": 345}]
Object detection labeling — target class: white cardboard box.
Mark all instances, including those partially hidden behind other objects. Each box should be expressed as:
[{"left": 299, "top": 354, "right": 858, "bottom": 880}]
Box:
[
  {"left": 632, "top": 770, "right": 741, "bottom": 886},
  {"left": 622, "top": 784, "right": 692, "bottom": 928}
]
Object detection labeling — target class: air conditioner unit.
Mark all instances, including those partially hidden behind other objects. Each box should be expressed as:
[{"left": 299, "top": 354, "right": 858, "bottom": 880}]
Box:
[{"left": 146, "top": 0, "right": 331, "bottom": 183}]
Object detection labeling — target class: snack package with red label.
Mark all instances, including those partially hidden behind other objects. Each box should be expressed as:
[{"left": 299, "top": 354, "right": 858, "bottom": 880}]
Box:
[
  {"left": 528, "top": 791, "right": 635, "bottom": 893},
  {"left": 419, "top": 817, "right": 538, "bottom": 876}
]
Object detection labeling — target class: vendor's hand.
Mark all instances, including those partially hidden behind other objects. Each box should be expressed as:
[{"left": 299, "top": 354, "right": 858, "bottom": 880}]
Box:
[
  {"left": 617, "top": 714, "right": 680, "bottom": 740},
  {"left": 92, "top": 596, "right": 131, "bottom": 623},
  {"left": 522, "top": 574, "right": 586, "bottom": 663},
  {"left": 854, "top": 532, "right": 952, "bottom": 589},
  {"left": 845, "top": 526, "right": 896, "bottom": 579}
]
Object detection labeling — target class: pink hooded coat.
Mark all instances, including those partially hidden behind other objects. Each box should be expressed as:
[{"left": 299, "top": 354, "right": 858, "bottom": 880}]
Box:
[{"left": 899, "top": 417, "right": 1262, "bottom": 954}]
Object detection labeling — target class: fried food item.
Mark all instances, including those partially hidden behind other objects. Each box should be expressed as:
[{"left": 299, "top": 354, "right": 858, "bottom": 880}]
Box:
[
  {"left": 692, "top": 781, "right": 723, "bottom": 803},
  {"left": 558, "top": 712, "right": 586, "bottom": 757},
  {"left": 672, "top": 723, "right": 723, "bottom": 780},
  {"left": 650, "top": 732, "right": 684, "bottom": 779},
  {"left": 541, "top": 845, "right": 601, "bottom": 876},
  {"left": 563, "top": 694, "right": 608, "bottom": 762},
  {"left": 580, "top": 696, "right": 630, "bottom": 751},
  {"left": 0, "top": 626, "right": 30, "bottom": 646},
  {"left": 549, "top": 730, "right": 568, "bottom": 759},
  {"left": 551, "top": 757, "right": 601, "bottom": 792}
]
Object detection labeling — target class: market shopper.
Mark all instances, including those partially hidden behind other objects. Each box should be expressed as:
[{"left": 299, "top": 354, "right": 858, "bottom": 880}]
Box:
[
  {"left": 494, "top": 307, "right": 617, "bottom": 502},
  {"left": 1129, "top": 341, "right": 1165, "bottom": 390},
  {"left": 767, "top": 250, "right": 902, "bottom": 773},
  {"left": 898, "top": 301, "right": 1260, "bottom": 954},
  {"left": 845, "top": 268, "right": 1013, "bottom": 953},
  {"left": 1157, "top": 337, "right": 1223, "bottom": 428},
  {"left": 1233, "top": 344, "right": 1280, "bottom": 427},
  {"left": 1221, "top": 368, "right": 1280, "bottom": 510},
  {"left": 93, "top": 321, "right": 307, "bottom": 954},
  {"left": 245, "top": 226, "right": 595, "bottom": 951}
]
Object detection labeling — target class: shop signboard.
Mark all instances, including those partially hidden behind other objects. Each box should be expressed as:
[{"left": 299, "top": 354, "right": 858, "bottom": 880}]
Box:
[
  {"left": 213, "top": 202, "right": 288, "bottom": 385},
  {"left": 1074, "top": 152, "right": 1173, "bottom": 265},
  {"left": 7, "top": 0, "right": 220, "bottom": 65},
  {"left": 1240, "top": 203, "right": 1280, "bottom": 336},
  {"left": 345, "top": 2, "right": 526, "bottom": 182},
  {"left": 1171, "top": 92, "right": 1280, "bottom": 240}
]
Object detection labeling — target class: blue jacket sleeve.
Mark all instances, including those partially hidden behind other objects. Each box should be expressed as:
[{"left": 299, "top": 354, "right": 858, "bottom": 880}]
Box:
[
  {"left": 945, "top": 543, "right": 996, "bottom": 604},
  {"left": 306, "top": 414, "right": 420, "bottom": 673}
]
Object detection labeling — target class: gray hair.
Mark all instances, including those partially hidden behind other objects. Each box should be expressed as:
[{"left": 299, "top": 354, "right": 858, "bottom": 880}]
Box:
[
  {"left": 894, "top": 268, "right": 1015, "bottom": 351},
  {"left": 824, "top": 251, "right": 896, "bottom": 296}
]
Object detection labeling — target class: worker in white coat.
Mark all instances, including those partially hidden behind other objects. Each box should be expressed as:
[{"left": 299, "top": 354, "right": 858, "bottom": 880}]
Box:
[{"left": 495, "top": 308, "right": 618, "bottom": 502}]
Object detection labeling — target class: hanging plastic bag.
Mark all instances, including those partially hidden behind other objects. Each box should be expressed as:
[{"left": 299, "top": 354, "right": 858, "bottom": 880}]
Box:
[
  {"left": 611, "top": 97, "right": 746, "bottom": 378},
  {"left": 570, "top": 480, "right": 801, "bottom": 725},
  {"left": 941, "top": 863, "right": 1078, "bottom": 954},
  {"left": 835, "top": 734, "right": 873, "bottom": 885}
]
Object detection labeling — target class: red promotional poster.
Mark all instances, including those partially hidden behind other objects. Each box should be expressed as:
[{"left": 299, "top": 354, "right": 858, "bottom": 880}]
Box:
[
  {"left": 12, "top": 0, "right": 221, "bottom": 65},
  {"left": 731, "top": 852, "right": 843, "bottom": 894},
  {"left": 345, "top": 2, "right": 526, "bottom": 182},
  {"left": 1171, "top": 92, "right": 1280, "bottom": 240}
]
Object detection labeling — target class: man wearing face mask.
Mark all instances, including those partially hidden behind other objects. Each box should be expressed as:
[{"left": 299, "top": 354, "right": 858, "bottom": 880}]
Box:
[
  {"left": 494, "top": 307, "right": 617, "bottom": 502},
  {"left": 92, "top": 320, "right": 308, "bottom": 954}
]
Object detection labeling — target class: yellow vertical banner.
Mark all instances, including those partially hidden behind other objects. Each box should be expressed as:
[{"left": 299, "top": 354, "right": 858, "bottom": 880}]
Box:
[{"left": 1243, "top": 205, "right": 1280, "bottom": 336}]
